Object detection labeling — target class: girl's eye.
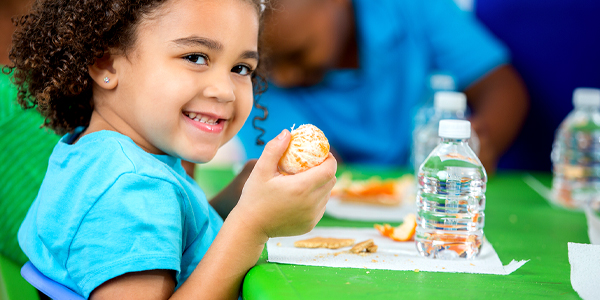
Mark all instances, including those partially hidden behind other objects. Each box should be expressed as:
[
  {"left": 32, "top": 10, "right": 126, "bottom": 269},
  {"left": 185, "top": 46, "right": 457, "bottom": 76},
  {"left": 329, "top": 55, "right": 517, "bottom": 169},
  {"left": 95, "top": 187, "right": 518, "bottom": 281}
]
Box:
[
  {"left": 231, "top": 65, "right": 253, "bottom": 76},
  {"left": 184, "top": 54, "right": 208, "bottom": 65}
]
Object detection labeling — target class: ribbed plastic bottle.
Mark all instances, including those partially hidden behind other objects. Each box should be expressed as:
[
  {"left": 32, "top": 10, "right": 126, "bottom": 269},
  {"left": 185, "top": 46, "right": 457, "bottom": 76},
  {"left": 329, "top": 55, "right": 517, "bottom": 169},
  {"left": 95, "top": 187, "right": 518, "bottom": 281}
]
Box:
[
  {"left": 415, "top": 119, "right": 487, "bottom": 259},
  {"left": 412, "top": 91, "right": 480, "bottom": 173},
  {"left": 551, "top": 88, "right": 600, "bottom": 210},
  {"left": 413, "top": 73, "right": 457, "bottom": 132}
]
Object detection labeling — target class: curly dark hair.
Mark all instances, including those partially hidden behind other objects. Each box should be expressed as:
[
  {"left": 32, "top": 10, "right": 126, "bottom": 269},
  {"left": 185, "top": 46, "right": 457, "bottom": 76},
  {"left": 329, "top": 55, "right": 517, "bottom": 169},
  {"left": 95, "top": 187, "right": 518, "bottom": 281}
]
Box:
[{"left": 4, "top": 0, "right": 269, "bottom": 142}]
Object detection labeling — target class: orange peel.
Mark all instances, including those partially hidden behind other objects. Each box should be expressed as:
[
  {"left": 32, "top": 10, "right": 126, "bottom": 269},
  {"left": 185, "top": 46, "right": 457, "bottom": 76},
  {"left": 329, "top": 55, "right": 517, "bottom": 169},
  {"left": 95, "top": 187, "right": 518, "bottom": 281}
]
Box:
[
  {"left": 278, "top": 124, "right": 330, "bottom": 175},
  {"left": 374, "top": 213, "right": 417, "bottom": 242}
]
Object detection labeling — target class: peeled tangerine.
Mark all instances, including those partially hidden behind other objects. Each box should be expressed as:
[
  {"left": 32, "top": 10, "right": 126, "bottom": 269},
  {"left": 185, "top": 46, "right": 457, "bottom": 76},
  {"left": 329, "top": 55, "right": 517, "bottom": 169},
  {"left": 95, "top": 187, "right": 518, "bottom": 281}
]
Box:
[{"left": 278, "top": 124, "right": 330, "bottom": 175}]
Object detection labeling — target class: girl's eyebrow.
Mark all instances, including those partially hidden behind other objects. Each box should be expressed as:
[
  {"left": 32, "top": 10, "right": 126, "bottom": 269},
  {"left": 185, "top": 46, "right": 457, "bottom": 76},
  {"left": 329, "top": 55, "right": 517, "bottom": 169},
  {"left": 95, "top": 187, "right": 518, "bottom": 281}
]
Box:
[
  {"left": 171, "top": 36, "right": 223, "bottom": 51},
  {"left": 241, "top": 50, "right": 259, "bottom": 62}
]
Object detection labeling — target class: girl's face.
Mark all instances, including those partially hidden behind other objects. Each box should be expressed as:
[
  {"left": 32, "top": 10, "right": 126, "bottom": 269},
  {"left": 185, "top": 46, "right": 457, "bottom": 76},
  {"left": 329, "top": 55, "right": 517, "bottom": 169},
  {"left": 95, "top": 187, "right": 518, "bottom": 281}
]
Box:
[{"left": 98, "top": 0, "right": 259, "bottom": 163}]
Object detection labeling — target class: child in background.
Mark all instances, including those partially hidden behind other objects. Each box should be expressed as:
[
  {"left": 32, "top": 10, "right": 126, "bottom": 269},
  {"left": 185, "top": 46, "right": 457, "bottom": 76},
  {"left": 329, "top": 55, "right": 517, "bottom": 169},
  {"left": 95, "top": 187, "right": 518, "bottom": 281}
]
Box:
[
  {"left": 238, "top": 0, "right": 529, "bottom": 174},
  {"left": 8, "top": 0, "right": 337, "bottom": 299}
]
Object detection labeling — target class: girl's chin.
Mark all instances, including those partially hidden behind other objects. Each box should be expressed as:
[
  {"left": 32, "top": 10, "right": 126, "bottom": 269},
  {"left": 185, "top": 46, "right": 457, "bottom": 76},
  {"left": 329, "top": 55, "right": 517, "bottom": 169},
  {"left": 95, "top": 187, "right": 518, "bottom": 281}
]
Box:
[{"left": 180, "top": 150, "right": 219, "bottom": 165}]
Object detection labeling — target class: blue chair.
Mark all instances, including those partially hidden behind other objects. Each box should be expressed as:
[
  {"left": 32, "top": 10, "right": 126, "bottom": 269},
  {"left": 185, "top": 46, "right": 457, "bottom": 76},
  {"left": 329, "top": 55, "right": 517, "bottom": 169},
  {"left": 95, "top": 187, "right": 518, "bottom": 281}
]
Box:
[{"left": 21, "top": 261, "right": 84, "bottom": 300}]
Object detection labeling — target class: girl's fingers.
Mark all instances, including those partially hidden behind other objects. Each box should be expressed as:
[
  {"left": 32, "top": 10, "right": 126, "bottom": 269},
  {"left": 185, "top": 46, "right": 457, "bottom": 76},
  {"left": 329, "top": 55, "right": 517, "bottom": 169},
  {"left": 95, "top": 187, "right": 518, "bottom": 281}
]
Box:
[
  {"left": 253, "top": 130, "right": 290, "bottom": 177},
  {"left": 291, "top": 153, "right": 338, "bottom": 186}
]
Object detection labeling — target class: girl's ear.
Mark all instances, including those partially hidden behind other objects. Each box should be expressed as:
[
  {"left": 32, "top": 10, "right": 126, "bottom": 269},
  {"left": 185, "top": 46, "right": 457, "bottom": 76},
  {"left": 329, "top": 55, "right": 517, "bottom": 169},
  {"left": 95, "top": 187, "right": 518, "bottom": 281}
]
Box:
[{"left": 88, "top": 52, "right": 118, "bottom": 89}]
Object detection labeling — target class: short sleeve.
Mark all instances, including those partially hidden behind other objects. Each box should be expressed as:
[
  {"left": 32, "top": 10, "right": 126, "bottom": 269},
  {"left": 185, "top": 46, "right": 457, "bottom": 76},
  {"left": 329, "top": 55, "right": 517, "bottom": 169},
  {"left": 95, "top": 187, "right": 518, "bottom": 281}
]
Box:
[
  {"left": 66, "top": 173, "right": 185, "bottom": 298},
  {"left": 418, "top": 0, "right": 509, "bottom": 89}
]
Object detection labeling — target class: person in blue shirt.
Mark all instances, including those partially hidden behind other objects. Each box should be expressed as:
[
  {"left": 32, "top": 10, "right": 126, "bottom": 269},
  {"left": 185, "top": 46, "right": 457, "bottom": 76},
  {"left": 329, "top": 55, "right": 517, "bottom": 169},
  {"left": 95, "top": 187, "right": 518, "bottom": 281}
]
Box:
[
  {"left": 238, "top": 0, "right": 529, "bottom": 173},
  {"left": 8, "top": 0, "right": 337, "bottom": 299}
]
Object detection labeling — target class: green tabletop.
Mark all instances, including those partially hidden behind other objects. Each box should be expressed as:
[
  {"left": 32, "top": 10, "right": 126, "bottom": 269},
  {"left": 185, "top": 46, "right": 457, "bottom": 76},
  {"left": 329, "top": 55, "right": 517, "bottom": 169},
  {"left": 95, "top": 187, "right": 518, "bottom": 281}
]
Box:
[{"left": 203, "top": 165, "right": 587, "bottom": 300}]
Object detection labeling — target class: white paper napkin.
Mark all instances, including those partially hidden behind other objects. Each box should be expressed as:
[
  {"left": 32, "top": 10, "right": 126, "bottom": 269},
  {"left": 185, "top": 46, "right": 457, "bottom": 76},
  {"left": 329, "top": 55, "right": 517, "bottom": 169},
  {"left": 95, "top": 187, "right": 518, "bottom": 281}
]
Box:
[
  {"left": 267, "top": 227, "right": 528, "bottom": 275},
  {"left": 584, "top": 209, "right": 600, "bottom": 245},
  {"left": 568, "top": 242, "right": 600, "bottom": 300},
  {"left": 325, "top": 197, "right": 416, "bottom": 222}
]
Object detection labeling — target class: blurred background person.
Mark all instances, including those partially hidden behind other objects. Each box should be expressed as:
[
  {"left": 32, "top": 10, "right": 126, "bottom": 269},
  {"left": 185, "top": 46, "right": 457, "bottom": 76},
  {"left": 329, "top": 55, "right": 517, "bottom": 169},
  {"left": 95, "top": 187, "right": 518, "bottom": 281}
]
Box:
[
  {"left": 1, "top": 0, "right": 32, "bottom": 65},
  {"left": 238, "top": 0, "right": 529, "bottom": 174}
]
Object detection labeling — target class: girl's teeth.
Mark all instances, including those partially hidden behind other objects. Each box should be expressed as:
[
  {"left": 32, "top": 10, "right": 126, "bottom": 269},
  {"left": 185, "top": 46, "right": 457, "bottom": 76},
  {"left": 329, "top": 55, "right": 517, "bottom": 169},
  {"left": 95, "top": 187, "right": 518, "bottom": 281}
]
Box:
[{"left": 186, "top": 112, "right": 218, "bottom": 124}]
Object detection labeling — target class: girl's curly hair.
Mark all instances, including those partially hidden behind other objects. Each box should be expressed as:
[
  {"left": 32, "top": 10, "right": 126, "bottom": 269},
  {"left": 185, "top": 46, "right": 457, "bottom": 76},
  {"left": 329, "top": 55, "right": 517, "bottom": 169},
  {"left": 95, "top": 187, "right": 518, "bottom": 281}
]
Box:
[{"left": 4, "top": 0, "right": 268, "bottom": 139}]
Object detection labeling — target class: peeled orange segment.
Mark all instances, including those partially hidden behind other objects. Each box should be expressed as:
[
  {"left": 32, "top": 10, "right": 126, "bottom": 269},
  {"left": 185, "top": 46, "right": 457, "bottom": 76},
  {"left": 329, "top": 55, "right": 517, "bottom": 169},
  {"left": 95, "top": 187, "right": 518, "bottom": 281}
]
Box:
[
  {"left": 278, "top": 124, "right": 330, "bottom": 175},
  {"left": 389, "top": 213, "right": 417, "bottom": 242}
]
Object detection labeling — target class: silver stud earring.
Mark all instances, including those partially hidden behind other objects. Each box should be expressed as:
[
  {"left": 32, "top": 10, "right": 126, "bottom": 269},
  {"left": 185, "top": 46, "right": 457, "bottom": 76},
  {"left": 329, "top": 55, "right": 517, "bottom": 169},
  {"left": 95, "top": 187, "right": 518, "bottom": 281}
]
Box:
[{"left": 103, "top": 77, "right": 110, "bottom": 84}]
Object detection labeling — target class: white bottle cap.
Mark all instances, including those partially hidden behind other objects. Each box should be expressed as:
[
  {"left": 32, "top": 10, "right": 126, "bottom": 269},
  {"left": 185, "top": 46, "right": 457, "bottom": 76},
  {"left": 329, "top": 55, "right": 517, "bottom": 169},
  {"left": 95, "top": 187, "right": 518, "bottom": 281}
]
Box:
[
  {"left": 429, "top": 74, "right": 456, "bottom": 91},
  {"left": 439, "top": 119, "right": 471, "bottom": 139},
  {"left": 573, "top": 88, "right": 600, "bottom": 107},
  {"left": 434, "top": 91, "right": 467, "bottom": 112}
]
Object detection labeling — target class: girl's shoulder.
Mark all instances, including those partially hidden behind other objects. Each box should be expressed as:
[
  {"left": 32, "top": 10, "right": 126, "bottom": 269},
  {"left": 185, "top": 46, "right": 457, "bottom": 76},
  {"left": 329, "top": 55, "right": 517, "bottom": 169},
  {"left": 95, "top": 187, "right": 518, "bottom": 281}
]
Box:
[
  {"left": 54, "top": 129, "right": 179, "bottom": 180},
  {"left": 39, "top": 130, "right": 191, "bottom": 209}
]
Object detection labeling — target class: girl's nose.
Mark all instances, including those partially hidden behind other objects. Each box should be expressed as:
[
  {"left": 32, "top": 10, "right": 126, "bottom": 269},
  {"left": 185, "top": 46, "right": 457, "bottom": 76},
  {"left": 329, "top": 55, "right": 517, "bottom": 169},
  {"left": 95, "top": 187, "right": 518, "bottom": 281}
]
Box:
[{"left": 203, "top": 73, "right": 236, "bottom": 102}]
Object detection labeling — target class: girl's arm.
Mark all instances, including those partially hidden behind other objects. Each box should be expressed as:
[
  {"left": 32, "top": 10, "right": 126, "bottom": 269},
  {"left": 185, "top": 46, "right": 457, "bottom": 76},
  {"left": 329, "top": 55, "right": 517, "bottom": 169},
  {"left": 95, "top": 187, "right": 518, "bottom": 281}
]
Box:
[{"left": 90, "top": 130, "right": 337, "bottom": 300}]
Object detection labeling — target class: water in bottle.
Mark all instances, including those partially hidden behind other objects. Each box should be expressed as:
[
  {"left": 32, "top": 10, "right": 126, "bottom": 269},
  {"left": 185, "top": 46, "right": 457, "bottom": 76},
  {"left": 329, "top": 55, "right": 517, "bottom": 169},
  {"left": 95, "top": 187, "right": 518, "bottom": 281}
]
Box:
[
  {"left": 415, "top": 119, "right": 487, "bottom": 259},
  {"left": 551, "top": 88, "right": 600, "bottom": 210},
  {"left": 412, "top": 91, "right": 480, "bottom": 173}
]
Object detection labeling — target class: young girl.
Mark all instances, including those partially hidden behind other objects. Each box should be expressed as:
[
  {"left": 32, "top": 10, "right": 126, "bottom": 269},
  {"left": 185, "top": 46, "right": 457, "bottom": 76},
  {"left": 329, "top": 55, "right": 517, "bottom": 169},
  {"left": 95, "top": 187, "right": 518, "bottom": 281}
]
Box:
[{"left": 8, "top": 0, "right": 337, "bottom": 299}]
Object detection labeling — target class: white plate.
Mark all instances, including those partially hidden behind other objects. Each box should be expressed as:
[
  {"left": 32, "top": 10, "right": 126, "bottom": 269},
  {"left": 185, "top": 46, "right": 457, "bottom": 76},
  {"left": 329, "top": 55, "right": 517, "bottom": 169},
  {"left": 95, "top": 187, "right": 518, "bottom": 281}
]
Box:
[{"left": 325, "top": 196, "right": 417, "bottom": 222}]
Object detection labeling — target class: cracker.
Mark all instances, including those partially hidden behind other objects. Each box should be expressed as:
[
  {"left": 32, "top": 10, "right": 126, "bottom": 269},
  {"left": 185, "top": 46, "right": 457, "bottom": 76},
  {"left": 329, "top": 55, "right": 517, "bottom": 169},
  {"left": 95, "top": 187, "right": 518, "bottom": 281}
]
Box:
[
  {"left": 294, "top": 237, "right": 355, "bottom": 249},
  {"left": 366, "top": 245, "right": 378, "bottom": 253},
  {"left": 349, "top": 239, "right": 375, "bottom": 253}
]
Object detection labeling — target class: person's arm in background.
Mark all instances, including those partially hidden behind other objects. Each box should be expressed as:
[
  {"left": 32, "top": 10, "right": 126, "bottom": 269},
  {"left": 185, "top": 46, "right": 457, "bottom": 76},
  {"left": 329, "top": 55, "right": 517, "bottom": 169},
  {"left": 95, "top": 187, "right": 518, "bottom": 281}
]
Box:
[
  {"left": 181, "top": 160, "right": 196, "bottom": 178},
  {"left": 209, "top": 159, "right": 257, "bottom": 220},
  {"left": 465, "top": 64, "right": 529, "bottom": 174},
  {"left": 0, "top": 0, "right": 34, "bottom": 65}
]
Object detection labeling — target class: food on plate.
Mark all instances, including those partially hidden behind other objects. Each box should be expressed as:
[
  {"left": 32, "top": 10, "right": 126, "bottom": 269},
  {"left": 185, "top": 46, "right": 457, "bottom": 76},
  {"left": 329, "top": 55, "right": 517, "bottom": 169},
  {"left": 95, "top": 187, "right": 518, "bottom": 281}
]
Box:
[
  {"left": 294, "top": 237, "right": 355, "bottom": 249},
  {"left": 331, "top": 172, "right": 415, "bottom": 206},
  {"left": 349, "top": 239, "right": 377, "bottom": 253},
  {"left": 278, "top": 124, "right": 330, "bottom": 175},
  {"left": 375, "top": 213, "right": 417, "bottom": 241}
]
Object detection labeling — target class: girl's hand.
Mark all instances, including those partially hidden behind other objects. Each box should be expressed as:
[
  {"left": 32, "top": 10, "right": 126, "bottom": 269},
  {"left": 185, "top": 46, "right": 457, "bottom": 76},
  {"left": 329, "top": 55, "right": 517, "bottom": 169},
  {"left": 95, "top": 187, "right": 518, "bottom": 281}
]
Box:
[{"left": 233, "top": 129, "right": 337, "bottom": 239}]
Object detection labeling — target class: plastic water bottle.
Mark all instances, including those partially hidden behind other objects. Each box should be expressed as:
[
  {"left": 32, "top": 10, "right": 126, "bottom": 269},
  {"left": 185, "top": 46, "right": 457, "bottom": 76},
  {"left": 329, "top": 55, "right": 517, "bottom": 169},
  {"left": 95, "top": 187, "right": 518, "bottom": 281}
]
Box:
[
  {"left": 551, "top": 88, "right": 600, "bottom": 210},
  {"left": 412, "top": 91, "right": 480, "bottom": 173},
  {"left": 413, "top": 73, "right": 457, "bottom": 132},
  {"left": 415, "top": 119, "right": 487, "bottom": 259}
]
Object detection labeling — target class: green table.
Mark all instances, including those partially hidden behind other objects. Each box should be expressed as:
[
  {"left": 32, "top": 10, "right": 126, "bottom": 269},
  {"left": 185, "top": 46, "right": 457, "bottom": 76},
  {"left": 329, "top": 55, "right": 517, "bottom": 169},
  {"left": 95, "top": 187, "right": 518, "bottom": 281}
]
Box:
[{"left": 202, "top": 165, "right": 587, "bottom": 299}]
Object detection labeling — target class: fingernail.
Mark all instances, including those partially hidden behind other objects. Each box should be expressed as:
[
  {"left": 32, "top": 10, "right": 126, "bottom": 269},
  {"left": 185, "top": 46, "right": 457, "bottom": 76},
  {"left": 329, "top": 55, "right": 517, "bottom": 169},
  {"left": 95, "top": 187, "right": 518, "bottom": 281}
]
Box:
[{"left": 277, "top": 130, "right": 287, "bottom": 140}]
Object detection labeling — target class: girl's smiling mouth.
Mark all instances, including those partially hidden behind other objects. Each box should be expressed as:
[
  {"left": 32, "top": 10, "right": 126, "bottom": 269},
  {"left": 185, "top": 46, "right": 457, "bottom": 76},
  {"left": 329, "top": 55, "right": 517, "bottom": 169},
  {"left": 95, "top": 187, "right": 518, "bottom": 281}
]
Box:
[{"left": 183, "top": 111, "right": 226, "bottom": 133}]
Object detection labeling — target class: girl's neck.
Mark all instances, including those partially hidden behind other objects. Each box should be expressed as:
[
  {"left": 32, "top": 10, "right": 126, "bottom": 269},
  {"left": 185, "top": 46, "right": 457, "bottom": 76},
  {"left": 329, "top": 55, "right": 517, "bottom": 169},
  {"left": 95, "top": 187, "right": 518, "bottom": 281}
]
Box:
[{"left": 83, "top": 109, "right": 163, "bottom": 155}]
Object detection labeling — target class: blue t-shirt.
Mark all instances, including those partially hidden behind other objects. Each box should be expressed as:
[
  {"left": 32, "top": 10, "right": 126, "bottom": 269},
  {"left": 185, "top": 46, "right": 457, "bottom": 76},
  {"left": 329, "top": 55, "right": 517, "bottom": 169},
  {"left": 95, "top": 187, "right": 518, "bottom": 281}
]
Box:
[
  {"left": 18, "top": 129, "right": 223, "bottom": 298},
  {"left": 239, "top": 0, "right": 508, "bottom": 165}
]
